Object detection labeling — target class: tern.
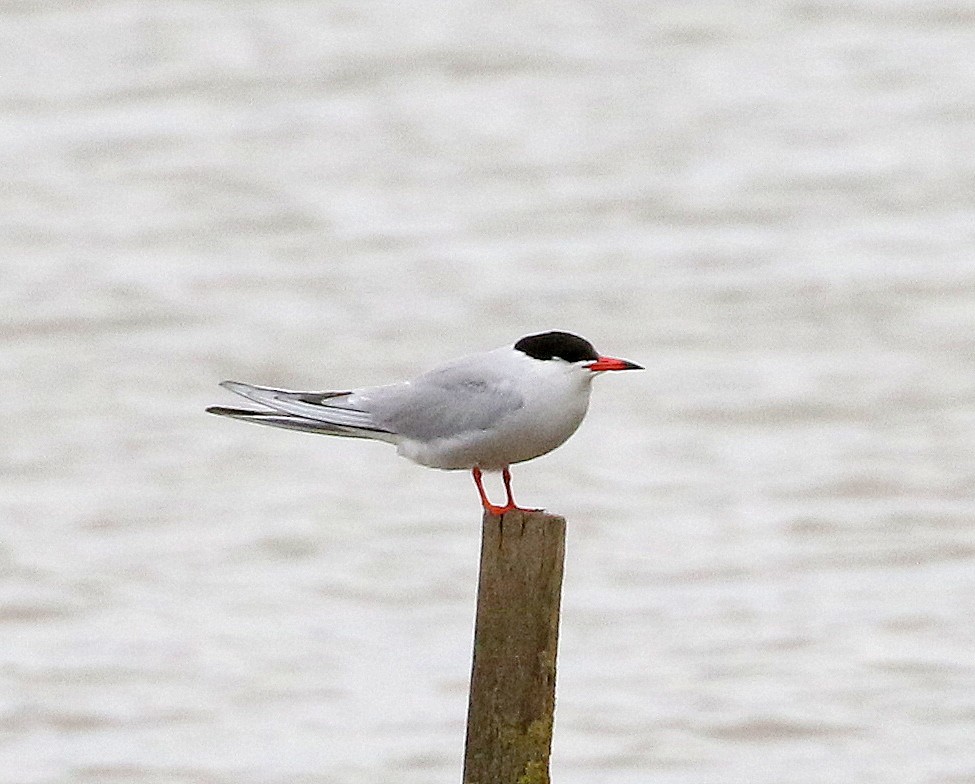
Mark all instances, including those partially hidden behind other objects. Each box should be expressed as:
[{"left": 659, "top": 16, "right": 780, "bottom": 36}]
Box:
[{"left": 207, "top": 331, "right": 642, "bottom": 515}]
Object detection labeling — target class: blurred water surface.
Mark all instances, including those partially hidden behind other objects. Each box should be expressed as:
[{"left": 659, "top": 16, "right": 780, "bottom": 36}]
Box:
[{"left": 2, "top": 2, "right": 975, "bottom": 783}]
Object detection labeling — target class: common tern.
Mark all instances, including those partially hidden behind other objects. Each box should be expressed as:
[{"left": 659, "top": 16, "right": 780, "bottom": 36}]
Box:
[{"left": 207, "top": 330, "right": 642, "bottom": 515}]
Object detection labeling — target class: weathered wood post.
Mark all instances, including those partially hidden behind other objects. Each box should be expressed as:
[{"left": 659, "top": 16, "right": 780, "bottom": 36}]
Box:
[{"left": 463, "top": 509, "right": 567, "bottom": 784}]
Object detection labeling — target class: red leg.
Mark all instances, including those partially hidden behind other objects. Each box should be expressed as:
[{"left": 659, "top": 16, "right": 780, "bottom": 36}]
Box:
[
  {"left": 472, "top": 467, "right": 496, "bottom": 512},
  {"left": 502, "top": 467, "right": 516, "bottom": 508},
  {"left": 471, "top": 467, "right": 542, "bottom": 516}
]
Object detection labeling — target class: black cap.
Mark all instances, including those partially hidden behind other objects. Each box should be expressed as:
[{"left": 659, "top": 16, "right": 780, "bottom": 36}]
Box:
[{"left": 514, "top": 331, "right": 599, "bottom": 363}]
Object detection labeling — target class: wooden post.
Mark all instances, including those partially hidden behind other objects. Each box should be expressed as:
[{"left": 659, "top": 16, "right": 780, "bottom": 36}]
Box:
[{"left": 463, "top": 509, "right": 567, "bottom": 784}]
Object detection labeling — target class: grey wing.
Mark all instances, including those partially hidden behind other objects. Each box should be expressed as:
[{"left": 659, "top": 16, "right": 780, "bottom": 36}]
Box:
[
  {"left": 368, "top": 365, "right": 524, "bottom": 441},
  {"left": 205, "top": 406, "right": 378, "bottom": 438},
  {"left": 210, "top": 381, "right": 398, "bottom": 440}
]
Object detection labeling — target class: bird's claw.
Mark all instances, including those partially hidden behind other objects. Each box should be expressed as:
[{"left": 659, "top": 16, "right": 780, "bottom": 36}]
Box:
[{"left": 481, "top": 503, "right": 544, "bottom": 517}]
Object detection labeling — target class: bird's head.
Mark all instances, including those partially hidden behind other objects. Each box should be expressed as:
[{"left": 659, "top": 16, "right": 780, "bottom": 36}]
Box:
[{"left": 513, "top": 331, "right": 643, "bottom": 376}]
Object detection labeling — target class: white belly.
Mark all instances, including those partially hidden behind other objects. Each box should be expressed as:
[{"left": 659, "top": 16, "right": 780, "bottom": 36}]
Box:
[{"left": 396, "top": 388, "right": 590, "bottom": 470}]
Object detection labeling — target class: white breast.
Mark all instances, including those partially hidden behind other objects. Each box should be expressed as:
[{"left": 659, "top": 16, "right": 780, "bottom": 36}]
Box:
[{"left": 392, "top": 349, "right": 595, "bottom": 470}]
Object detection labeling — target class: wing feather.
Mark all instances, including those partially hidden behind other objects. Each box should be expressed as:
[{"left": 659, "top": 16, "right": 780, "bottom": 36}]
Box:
[
  {"left": 368, "top": 362, "right": 524, "bottom": 441},
  {"left": 206, "top": 406, "right": 378, "bottom": 439},
  {"left": 219, "top": 381, "right": 393, "bottom": 434}
]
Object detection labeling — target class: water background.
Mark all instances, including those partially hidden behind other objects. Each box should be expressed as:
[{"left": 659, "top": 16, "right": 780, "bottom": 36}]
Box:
[{"left": 2, "top": 2, "right": 975, "bottom": 782}]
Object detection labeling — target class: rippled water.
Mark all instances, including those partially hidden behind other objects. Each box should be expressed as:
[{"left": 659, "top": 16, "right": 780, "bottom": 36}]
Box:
[{"left": 3, "top": 2, "right": 975, "bottom": 782}]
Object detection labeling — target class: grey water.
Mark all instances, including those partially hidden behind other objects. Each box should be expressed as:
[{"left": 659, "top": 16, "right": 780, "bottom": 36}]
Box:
[{"left": 2, "top": 2, "right": 975, "bottom": 782}]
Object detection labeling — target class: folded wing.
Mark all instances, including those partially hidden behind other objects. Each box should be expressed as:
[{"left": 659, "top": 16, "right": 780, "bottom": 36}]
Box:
[
  {"left": 208, "top": 381, "right": 398, "bottom": 441},
  {"left": 368, "top": 362, "right": 524, "bottom": 441}
]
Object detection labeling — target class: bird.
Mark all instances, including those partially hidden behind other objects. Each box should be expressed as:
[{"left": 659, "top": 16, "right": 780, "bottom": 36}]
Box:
[{"left": 207, "top": 330, "right": 642, "bottom": 515}]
